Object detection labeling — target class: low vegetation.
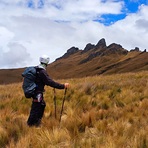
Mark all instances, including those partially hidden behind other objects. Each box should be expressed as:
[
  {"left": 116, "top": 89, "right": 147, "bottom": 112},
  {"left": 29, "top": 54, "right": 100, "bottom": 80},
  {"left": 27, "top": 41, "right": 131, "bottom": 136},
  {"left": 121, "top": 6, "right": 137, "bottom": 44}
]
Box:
[{"left": 0, "top": 71, "right": 148, "bottom": 148}]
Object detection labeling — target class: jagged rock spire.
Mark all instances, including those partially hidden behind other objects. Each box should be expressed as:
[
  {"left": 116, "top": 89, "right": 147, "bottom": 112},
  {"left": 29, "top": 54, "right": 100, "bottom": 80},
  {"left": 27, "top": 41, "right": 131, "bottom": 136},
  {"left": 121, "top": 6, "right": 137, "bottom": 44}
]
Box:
[
  {"left": 95, "top": 38, "right": 106, "bottom": 48},
  {"left": 62, "top": 47, "right": 79, "bottom": 58},
  {"left": 83, "top": 43, "right": 95, "bottom": 52},
  {"left": 67, "top": 47, "right": 79, "bottom": 54}
]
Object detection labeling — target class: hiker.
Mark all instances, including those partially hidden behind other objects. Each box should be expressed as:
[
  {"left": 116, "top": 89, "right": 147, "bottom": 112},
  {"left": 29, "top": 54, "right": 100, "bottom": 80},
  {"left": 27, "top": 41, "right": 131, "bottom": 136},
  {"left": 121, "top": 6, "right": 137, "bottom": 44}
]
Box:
[{"left": 27, "top": 55, "right": 69, "bottom": 127}]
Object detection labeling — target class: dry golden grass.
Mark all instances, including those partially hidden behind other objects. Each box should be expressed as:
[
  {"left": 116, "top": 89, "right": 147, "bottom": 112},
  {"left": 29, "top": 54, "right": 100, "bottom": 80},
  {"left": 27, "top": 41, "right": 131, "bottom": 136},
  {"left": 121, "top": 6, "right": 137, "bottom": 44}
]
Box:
[{"left": 0, "top": 71, "right": 148, "bottom": 148}]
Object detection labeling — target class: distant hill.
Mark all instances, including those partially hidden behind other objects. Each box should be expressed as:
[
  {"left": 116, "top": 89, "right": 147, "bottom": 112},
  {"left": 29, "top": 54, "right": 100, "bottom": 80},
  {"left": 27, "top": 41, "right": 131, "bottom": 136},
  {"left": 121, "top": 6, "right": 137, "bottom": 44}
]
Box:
[
  {"left": 48, "top": 38, "right": 148, "bottom": 79},
  {"left": 0, "top": 38, "right": 148, "bottom": 84}
]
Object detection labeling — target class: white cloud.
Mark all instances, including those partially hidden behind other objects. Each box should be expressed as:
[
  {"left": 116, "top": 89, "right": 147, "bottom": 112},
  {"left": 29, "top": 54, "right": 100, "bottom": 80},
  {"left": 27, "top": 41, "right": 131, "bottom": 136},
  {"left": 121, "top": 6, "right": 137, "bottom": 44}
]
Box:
[
  {"left": 102, "top": 4, "right": 148, "bottom": 50},
  {"left": 44, "top": 0, "right": 124, "bottom": 21},
  {"left": 0, "top": 42, "right": 31, "bottom": 68},
  {"left": 0, "top": 27, "right": 14, "bottom": 54},
  {"left": 0, "top": 0, "right": 148, "bottom": 69}
]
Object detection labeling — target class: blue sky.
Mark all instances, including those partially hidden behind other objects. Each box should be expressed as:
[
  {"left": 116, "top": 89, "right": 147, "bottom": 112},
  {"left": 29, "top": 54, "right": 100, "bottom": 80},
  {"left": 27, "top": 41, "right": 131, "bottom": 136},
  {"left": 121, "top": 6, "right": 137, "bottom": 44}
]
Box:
[
  {"left": 99, "top": 0, "right": 148, "bottom": 25},
  {"left": 0, "top": 0, "right": 148, "bottom": 68}
]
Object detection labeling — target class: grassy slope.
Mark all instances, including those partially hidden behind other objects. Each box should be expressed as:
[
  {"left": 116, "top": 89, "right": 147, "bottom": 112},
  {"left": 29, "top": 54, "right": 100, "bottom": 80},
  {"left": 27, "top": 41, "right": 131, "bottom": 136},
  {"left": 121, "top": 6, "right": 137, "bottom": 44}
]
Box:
[
  {"left": 48, "top": 51, "right": 148, "bottom": 79},
  {"left": 0, "top": 71, "right": 148, "bottom": 147},
  {"left": 0, "top": 51, "right": 147, "bottom": 84},
  {"left": 0, "top": 68, "right": 24, "bottom": 84}
]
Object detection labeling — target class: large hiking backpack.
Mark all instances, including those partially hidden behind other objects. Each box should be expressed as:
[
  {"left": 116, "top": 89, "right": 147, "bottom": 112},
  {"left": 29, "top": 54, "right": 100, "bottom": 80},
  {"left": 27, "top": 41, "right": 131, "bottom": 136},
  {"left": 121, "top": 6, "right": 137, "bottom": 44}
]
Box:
[{"left": 22, "top": 66, "right": 37, "bottom": 98}]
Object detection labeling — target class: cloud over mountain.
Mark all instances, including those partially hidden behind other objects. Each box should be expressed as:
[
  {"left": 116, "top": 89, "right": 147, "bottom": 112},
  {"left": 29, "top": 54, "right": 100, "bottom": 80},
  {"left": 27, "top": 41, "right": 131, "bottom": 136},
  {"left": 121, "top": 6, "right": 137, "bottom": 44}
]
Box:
[{"left": 0, "top": 0, "right": 148, "bottom": 69}]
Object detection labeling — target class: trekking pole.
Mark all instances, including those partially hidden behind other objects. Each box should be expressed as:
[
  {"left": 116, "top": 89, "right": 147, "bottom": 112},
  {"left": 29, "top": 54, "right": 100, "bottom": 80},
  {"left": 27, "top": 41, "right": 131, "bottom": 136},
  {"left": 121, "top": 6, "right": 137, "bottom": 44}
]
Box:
[
  {"left": 53, "top": 88, "right": 57, "bottom": 119},
  {"left": 59, "top": 88, "right": 67, "bottom": 123}
]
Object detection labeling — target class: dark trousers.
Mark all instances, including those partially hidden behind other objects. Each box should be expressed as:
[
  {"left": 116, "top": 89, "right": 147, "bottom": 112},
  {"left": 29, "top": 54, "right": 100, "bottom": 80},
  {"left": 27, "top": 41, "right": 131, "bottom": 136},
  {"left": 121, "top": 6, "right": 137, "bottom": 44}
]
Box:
[{"left": 27, "top": 93, "right": 46, "bottom": 127}]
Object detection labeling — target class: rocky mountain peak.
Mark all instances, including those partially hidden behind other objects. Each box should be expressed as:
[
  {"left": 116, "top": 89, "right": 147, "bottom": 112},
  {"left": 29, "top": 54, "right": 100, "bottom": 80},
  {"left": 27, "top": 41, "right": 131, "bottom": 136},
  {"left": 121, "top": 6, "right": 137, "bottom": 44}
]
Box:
[
  {"left": 107, "top": 43, "right": 128, "bottom": 55},
  {"left": 56, "top": 46, "right": 79, "bottom": 60},
  {"left": 95, "top": 38, "right": 106, "bottom": 48},
  {"left": 61, "top": 46, "right": 79, "bottom": 58},
  {"left": 67, "top": 47, "right": 79, "bottom": 54},
  {"left": 130, "top": 47, "right": 140, "bottom": 52},
  {"left": 83, "top": 43, "right": 95, "bottom": 53}
]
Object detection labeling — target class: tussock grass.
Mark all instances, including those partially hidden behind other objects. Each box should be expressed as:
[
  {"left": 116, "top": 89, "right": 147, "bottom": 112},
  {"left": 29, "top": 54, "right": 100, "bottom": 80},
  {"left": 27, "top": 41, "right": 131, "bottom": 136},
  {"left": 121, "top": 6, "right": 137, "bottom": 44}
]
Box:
[{"left": 0, "top": 71, "right": 148, "bottom": 147}]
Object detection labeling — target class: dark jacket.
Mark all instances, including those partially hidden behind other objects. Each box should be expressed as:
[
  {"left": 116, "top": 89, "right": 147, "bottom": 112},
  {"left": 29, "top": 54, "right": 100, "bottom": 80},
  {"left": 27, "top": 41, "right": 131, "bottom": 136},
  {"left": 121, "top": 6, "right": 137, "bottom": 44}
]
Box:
[{"left": 35, "top": 67, "right": 65, "bottom": 93}]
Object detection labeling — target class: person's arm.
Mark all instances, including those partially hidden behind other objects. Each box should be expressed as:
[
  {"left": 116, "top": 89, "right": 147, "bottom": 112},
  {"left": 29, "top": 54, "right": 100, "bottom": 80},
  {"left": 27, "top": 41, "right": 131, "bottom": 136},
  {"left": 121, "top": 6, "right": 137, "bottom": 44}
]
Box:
[{"left": 40, "top": 70, "right": 65, "bottom": 89}]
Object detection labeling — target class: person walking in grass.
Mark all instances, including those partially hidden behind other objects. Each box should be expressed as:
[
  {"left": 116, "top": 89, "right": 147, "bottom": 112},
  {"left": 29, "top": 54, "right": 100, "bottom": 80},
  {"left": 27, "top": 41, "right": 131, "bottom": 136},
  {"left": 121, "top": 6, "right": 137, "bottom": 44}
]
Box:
[{"left": 26, "top": 55, "right": 69, "bottom": 127}]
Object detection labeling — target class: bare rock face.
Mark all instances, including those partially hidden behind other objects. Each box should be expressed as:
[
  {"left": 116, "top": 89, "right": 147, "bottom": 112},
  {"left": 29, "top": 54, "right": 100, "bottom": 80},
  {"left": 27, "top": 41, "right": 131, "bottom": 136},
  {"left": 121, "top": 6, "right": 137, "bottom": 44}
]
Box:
[
  {"left": 106, "top": 43, "right": 128, "bottom": 55},
  {"left": 130, "top": 47, "right": 140, "bottom": 52},
  {"left": 57, "top": 38, "right": 128, "bottom": 62},
  {"left": 95, "top": 38, "right": 106, "bottom": 49},
  {"left": 56, "top": 47, "right": 79, "bottom": 60},
  {"left": 79, "top": 42, "right": 128, "bottom": 64},
  {"left": 67, "top": 47, "right": 79, "bottom": 54},
  {"left": 83, "top": 43, "right": 95, "bottom": 53}
]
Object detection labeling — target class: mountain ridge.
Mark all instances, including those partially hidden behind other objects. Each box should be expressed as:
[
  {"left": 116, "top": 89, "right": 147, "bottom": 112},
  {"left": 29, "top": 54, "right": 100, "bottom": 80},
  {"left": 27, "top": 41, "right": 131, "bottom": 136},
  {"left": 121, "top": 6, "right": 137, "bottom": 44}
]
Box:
[
  {"left": 49, "top": 38, "right": 147, "bottom": 79},
  {"left": 0, "top": 38, "right": 147, "bottom": 84}
]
